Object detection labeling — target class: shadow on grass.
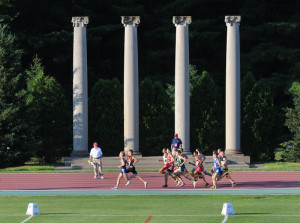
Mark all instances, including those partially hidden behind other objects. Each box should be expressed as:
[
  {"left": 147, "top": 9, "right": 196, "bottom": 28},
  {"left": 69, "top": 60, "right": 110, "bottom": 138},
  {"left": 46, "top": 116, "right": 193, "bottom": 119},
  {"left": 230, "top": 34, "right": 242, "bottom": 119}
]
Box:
[{"left": 236, "top": 213, "right": 270, "bottom": 215}]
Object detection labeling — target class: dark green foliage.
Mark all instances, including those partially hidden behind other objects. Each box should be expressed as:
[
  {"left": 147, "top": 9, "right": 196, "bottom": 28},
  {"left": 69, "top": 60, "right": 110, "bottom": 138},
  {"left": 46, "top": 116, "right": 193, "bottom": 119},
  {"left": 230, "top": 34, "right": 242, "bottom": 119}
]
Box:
[
  {"left": 139, "top": 78, "right": 173, "bottom": 155},
  {"left": 281, "top": 141, "right": 300, "bottom": 163},
  {"left": 190, "top": 68, "right": 223, "bottom": 154},
  {"left": 25, "top": 56, "right": 70, "bottom": 163},
  {"left": 0, "top": 0, "right": 296, "bottom": 89},
  {"left": 88, "top": 78, "right": 123, "bottom": 155},
  {"left": 281, "top": 94, "right": 300, "bottom": 162},
  {"left": 242, "top": 80, "right": 276, "bottom": 161},
  {"left": 0, "top": 1, "right": 298, "bottom": 160},
  {"left": 0, "top": 24, "right": 31, "bottom": 167}
]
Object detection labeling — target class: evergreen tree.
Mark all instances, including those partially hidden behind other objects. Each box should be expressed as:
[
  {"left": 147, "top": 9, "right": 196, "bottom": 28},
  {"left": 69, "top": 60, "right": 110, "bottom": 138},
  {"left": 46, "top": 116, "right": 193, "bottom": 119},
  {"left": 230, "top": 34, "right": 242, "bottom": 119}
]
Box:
[
  {"left": 190, "top": 70, "right": 223, "bottom": 154},
  {"left": 281, "top": 84, "right": 300, "bottom": 162},
  {"left": 241, "top": 72, "right": 256, "bottom": 157},
  {"left": 242, "top": 80, "right": 276, "bottom": 160},
  {"left": 88, "top": 78, "right": 123, "bottom": 155},
  {"left": 25, "top": 56, "right": 70, "bottom": 163},
  {"left": 0, "top": 24, "right": 30, "bottom": 167},
  {"left": 139, "top": 78, "right": 173, "bottom": 155}
]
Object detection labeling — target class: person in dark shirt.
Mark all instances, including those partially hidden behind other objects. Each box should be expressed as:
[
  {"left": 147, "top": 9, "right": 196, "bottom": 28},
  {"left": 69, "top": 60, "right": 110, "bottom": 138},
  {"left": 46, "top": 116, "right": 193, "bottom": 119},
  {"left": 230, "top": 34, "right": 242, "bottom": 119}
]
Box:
[{"left": 171, "top": 133, "right": 182, "bottom": 155}]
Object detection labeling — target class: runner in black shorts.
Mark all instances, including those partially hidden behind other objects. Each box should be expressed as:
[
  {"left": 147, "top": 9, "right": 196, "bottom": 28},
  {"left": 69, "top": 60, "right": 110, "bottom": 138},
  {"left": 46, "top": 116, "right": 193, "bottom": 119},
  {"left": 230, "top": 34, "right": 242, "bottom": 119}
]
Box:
[{"left": 126, "top": 149, "right": 148, "bottom": 188}]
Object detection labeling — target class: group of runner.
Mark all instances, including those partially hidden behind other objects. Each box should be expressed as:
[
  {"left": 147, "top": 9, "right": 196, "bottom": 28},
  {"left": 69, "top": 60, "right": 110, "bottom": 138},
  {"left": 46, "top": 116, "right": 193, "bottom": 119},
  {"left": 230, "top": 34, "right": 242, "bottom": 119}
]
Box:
[
  {"left": 159, "top": 147, "right": 236, "bottom": 189},
  {"left": 112, "top": 147, "right": 236, "bottom": 190}
]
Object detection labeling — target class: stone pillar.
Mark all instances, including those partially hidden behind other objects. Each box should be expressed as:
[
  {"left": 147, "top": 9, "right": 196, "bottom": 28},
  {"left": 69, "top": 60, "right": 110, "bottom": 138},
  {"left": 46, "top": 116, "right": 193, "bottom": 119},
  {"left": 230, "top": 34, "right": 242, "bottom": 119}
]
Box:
[
  {"left": 225, "top": 15, "right": 241, "bottom": 154},
  {"left": 173, "top": 16, "right": 192, "bottom": 154},
  {"left": 122, "top": 16, "right": 140, "bottom": 155},
  {"left": 71, "top": 16, "right": 89, "bottom": 156}
]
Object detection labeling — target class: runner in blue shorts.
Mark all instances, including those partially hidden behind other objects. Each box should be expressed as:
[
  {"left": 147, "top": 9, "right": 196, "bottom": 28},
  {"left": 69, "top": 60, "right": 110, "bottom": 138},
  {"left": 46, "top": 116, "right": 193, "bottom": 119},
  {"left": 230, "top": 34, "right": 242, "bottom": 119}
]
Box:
[
  {"left": 113, "top": 151, "right": 131, "bottom": 190},
  {"left": 211, "top": 150, "right": 222, "bottom": 189}
]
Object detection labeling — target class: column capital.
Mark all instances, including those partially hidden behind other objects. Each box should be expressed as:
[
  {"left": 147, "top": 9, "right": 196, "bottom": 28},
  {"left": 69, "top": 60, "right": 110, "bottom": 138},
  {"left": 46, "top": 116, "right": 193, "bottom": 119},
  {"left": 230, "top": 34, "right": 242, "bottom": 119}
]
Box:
[
  {"left": 121, "top": 16, "right": 140, "bottom": 27},
  {"left": 225, "top": 16, "right": 241, "bottom": 26},
  {"left": 72, "top": 16, "right": 89, "bottom": 27},
  {"left": 173, "top": 16, "right": 192, "bottom": 26}
]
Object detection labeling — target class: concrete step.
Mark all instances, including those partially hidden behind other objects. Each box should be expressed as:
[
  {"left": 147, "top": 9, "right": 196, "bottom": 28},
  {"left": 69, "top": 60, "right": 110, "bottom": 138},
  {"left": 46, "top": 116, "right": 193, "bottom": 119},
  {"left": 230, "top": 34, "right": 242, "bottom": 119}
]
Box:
[{"left": 57, "top": 156, "right": 250, "bottom": 171}]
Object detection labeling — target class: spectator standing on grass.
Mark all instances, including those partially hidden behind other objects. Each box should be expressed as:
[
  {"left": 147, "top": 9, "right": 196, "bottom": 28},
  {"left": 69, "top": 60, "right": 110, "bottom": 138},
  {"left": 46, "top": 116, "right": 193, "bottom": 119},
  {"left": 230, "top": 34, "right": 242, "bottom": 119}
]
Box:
[
  {"left": 89, "top": 142, "right": 104, "bottom": 179},
  {"left": 171, "top": 133, "right": 182, "bottom": 156}
]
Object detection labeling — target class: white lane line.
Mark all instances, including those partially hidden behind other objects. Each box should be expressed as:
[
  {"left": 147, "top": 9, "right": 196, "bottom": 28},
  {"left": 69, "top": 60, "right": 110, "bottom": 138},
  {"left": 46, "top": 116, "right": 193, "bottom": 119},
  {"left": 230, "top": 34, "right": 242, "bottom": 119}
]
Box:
[
  {"left": 1, "top": 214, "right": 299, "bottom": 217},
  {"left": 20, "top": 215, "right": 34, "bottom": 223},
  {"left": 222, "top": 215, "right": 228, "bottom": 223}
]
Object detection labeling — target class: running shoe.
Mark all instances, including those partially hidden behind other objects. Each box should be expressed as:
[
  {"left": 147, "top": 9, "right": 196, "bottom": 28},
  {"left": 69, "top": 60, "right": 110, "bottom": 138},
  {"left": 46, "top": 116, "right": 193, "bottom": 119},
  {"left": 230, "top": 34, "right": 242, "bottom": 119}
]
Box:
[
  {"left": 125, "top": 180, "right": 131, "bottom": 186},
  {"left": 180, "top": 183, "right": 185, "bottom": 187},
  {"left": 113, "top": 187, "right": 118, "bottom": 190},
  {"left": 210, "top": 186, "right": 216, "bottom": 189},
  {"left": 232, "top": 182, "right": 236, "bottom": 187},
  {"left": 100, "top": 175, "right": 104, "bottom": 179},
  {"left": 162, "top": 185, "right": 168, "bottom": 188},
  {"left": 144, "top": 181, "right": 148, "bottom": 189},
  {"left": 205, "top": 183, "right": 209, "bottom": 187},
  {"left": 94, "top": 175, "right": 98, "bottom": 179},
  {"left": 193, "top": 181, "right": 197, "bottom": 188},
  {"left": 176, "top": 181, "right": 181, "bottom": 186}
]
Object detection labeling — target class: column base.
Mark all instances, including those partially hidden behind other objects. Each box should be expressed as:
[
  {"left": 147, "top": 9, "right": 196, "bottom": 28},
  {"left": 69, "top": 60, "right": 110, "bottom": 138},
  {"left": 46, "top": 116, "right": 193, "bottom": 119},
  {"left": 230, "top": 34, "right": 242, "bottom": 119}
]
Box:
[
  {"left": 225, "top": 153, "right": 250, "bottom": 164},
  {"left": 124, "top": 149, "right": 142, "bottom": 156},
  {"left": 225, "top": 151, "right": 243, "bottom": 155},
  {"left": 71, "top": 151, "right": 89, "bottom": 157}
]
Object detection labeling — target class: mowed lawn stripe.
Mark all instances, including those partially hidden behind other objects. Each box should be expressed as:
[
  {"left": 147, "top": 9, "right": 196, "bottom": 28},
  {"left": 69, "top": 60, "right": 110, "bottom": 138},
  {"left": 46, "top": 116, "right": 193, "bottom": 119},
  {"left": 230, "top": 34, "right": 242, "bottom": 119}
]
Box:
[{"left": 0, "top": 195, "right": 300, "bottom": 223}]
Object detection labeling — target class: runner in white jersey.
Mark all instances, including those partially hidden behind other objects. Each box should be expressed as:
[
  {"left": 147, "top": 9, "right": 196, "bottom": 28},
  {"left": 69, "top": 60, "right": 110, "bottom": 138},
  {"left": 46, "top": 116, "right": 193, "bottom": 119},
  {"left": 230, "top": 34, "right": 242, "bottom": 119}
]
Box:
[{"left": 159, "top": 148, "right": 169, "bottom": 174}]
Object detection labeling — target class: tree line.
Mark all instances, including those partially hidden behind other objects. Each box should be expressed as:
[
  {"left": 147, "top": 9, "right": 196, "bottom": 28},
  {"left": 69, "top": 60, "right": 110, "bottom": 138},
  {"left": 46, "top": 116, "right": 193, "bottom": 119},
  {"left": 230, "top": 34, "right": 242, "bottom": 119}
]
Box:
[{"left": 0, "top": 0, "right": 300, "bottom": 166}]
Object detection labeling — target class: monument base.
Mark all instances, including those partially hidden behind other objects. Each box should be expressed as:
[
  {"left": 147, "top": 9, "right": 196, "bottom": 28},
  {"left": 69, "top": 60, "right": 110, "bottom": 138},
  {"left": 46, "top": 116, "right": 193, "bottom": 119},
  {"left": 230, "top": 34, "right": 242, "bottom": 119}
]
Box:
[
  {"left": 71, "top": 151, "right": 89, "bottom": 157},
  {"left": 225, "top": 153, "right": 250, "bottom": 164},
  {"left": 226, "top": 150, "right": 243, "bottom": 154}
]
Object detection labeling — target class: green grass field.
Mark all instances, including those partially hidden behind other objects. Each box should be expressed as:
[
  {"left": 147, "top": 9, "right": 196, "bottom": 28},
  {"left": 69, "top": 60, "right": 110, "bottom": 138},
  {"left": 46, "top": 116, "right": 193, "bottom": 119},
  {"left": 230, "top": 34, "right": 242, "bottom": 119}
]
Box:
[{"left": 0, "top": 195, "right": 300, "bottom": 223}]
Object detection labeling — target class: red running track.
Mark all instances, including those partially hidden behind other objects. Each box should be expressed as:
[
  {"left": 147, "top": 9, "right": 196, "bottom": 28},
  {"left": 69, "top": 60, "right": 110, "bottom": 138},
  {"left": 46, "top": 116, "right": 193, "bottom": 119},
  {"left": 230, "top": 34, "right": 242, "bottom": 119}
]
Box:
[{"left": 0, "top": 172, "right": 300, "bottom": 190}]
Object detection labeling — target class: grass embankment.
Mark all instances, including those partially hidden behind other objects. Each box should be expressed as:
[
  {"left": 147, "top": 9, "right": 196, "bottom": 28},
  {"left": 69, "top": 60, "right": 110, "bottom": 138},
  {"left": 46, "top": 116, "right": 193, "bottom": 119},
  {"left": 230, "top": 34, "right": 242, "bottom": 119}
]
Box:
[{"left": 0, "top": 195, "right": 299, "bottom": 223}]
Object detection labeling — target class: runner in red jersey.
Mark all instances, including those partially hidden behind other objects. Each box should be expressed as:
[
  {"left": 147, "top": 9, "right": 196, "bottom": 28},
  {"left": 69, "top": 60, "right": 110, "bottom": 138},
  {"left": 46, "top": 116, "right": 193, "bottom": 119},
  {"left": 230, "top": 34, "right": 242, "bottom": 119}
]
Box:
[
  {"left": 161, "top": 148, "right": 182, "bottom": 188},
  {"left": 193, "top": 155, "right": 209, "bottom": 187},
  {"left": 189, "top": 149, "right": 211, "bottom": 187}
]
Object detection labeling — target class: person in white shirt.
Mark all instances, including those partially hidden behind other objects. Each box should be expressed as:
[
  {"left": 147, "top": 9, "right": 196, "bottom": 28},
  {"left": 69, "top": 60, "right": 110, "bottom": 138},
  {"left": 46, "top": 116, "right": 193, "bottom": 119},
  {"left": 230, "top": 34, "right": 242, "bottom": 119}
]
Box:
[{"left": 89, "top": 142, "right": 104, "bottom": 179}]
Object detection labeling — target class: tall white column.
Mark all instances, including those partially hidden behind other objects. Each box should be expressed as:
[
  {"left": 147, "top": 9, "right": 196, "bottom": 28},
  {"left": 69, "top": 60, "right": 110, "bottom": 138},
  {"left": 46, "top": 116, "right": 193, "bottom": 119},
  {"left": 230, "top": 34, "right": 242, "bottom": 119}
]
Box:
[
  {"left": 173, "top": 16, "right": 192, "bottom": 154},
  {"left": 122, "top": 16, "right": 140, "bottom": 155},
  {"left": 72, "top": 16, "right": 89, "bottom": 156},
  {"left": 225, "top": 15, "right": 241, "bottom": 154}
]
